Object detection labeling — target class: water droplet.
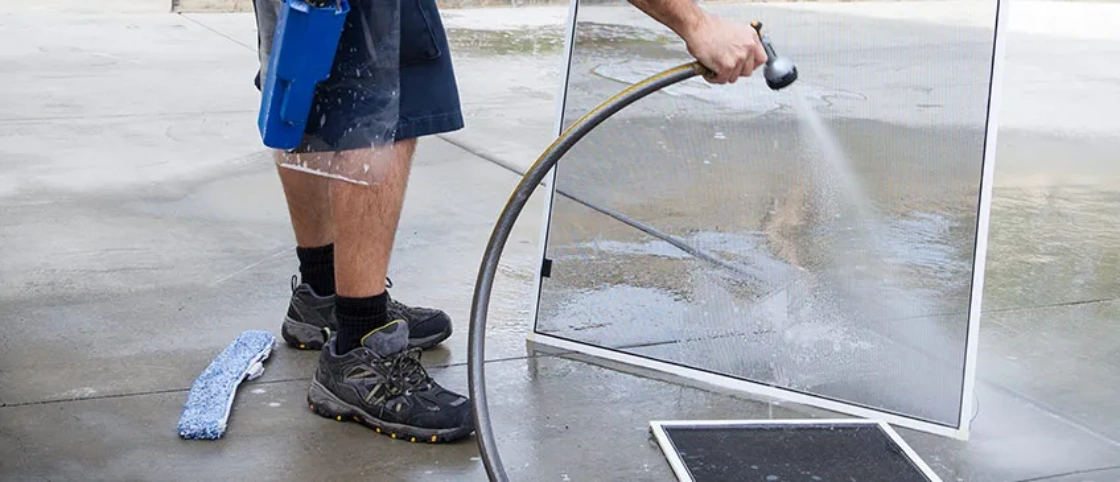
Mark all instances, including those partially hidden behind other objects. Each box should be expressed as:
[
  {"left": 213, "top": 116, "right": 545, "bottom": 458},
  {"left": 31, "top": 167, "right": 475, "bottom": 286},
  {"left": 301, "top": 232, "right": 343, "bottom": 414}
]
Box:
[
  {"left": 268, "top": 402, "right": 281, "bottom": 407},
  {"left": 714, "top": 131, "right": 726, "bottom": 140}
]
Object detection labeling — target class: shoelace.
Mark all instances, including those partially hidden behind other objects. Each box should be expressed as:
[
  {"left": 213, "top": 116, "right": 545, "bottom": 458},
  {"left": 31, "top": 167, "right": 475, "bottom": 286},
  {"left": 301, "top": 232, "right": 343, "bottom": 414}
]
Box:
[
  {"left": 385, "top": 349, "right": 431, "bottom": 393},
  {"left": 353, "top": 348, "right": 432, "bottom": 405}
]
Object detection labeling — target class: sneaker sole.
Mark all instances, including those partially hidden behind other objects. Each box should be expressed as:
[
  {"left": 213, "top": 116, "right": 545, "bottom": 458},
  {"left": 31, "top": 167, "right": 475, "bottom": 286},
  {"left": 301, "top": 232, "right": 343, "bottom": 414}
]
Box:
[
  {"left": 281, "top": 318, "right": 329, "bottom": 351},
  {"left": 307, "top": 379, "right": 474, "bottom": 443}
]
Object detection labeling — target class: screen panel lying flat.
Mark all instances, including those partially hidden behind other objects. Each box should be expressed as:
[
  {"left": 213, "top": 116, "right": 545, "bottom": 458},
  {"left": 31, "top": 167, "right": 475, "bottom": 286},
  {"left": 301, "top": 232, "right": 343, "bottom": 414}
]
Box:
[
  {"left": 535, "top": 1, "right": 1001, "bottom": 429},
  {"left": 656, "top": 421, "right": 935, "bottom": 482}
]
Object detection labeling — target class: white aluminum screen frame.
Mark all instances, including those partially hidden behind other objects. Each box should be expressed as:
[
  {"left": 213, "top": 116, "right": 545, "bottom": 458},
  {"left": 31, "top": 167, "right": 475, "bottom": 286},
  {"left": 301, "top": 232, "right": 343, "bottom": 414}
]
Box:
[{"left": 526, "top": 0, "right": 1010, "bottom": 441}]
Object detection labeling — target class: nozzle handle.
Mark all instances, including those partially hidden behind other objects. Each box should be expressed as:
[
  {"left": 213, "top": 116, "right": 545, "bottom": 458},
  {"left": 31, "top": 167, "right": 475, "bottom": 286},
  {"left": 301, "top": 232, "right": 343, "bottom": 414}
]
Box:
[{"left": 751, "top": 20, "right": 778, "bottom": 63}]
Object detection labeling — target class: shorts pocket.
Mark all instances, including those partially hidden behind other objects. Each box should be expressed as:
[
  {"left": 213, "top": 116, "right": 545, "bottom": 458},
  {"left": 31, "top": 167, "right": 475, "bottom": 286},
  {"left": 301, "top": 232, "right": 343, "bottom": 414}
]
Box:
[{"left": 399, "top": 0, "right": 443, "bottom": 66}]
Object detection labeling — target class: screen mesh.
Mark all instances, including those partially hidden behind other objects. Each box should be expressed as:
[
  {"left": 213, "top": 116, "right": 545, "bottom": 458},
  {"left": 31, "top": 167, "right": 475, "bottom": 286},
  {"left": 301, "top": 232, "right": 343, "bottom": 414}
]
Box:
[
  {"left": 536, "top": 1, "right": 1000, "bottom": 427},
  {"left": 661, "top": 422, "right": 933, "bottom": 482}
]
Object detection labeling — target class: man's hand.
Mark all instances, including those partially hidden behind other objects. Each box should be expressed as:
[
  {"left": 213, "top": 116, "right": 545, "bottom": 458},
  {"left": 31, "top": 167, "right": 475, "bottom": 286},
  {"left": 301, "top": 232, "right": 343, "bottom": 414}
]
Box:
[
  {"left": 682, "top": 14, "right": 768, "bottom": 84},
  {"left": 628, "top": 0, "right": 768, "bottom": 84}
]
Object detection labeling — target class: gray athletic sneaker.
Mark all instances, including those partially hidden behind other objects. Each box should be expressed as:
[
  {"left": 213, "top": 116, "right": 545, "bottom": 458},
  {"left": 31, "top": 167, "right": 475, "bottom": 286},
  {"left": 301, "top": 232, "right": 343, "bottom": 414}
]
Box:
[
  {"left": 280, "top": 277, "right": 336, "bottom": 351},
  {"left": 307, "top": 320, "right": 474, "bottom": 443},
  {"left": 384, "top": 278, "right": 455, "bottom": 350},
  {"left": 281, "top": 276, "right": 454, "bottom": 351}
]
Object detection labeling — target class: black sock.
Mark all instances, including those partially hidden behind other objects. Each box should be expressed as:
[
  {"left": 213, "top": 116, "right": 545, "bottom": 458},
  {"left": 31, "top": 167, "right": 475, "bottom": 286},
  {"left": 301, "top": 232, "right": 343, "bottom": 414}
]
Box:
[
  {"left": 296, "top": 244, "right": 335, "bottom": 296},
  {"left": 335, "top": 293, "right": 388, "bottom": 354}
]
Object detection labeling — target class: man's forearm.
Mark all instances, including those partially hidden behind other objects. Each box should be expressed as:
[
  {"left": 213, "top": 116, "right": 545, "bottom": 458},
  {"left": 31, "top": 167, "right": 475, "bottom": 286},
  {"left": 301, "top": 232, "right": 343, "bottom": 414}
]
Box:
[
  {"left": 628, "top": 0, "right": 706, "bottom": 40},
  {"left": 630, "top": 0, "right": 766, "bottom": 84}
]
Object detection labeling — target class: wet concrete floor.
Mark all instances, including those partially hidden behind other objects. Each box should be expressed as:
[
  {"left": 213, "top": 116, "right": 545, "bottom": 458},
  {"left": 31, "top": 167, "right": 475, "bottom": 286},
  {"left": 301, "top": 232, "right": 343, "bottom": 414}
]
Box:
[{"left": 2, "top": 2, "right": 1119, "bottom": 481}]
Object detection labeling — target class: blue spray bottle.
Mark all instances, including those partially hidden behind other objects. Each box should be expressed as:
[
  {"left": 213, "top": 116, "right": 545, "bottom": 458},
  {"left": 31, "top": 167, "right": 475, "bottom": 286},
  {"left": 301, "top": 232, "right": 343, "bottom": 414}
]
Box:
[{"left": 257, "top": 0, "right": 350, "bottom": 150}]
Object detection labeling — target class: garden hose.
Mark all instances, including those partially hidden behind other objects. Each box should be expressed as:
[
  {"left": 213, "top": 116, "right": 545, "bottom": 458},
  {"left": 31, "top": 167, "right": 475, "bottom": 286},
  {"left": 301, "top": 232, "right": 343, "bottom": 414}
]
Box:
[
  {"left": 467, "top": 60, "right": 705, "bottom": 482},
  {"left": 468, "top": 23, "right": 798, "bottom": 482}
]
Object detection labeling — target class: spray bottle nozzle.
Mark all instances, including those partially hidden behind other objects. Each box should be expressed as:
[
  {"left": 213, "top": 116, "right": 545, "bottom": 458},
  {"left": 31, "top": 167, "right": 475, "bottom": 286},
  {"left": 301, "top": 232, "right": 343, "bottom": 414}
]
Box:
[{"left": 752, "top": 21, "right": 798, "bottom": 91}]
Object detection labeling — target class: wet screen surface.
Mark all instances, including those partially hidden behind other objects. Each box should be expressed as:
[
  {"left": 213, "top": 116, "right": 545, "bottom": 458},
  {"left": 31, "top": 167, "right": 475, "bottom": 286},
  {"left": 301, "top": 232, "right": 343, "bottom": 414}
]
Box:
[
  {"left": 662, "top": 423, "right": 932, "bottom": 482},
  {"left": 534, "top": 0, "right": 1002, "bottom": 429}
]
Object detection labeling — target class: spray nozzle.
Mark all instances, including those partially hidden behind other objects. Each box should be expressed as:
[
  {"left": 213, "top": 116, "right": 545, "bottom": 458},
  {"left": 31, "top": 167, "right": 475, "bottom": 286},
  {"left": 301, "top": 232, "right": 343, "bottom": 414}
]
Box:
[{"left": 751, "top": 21, "right": 798, "bottom": 91}]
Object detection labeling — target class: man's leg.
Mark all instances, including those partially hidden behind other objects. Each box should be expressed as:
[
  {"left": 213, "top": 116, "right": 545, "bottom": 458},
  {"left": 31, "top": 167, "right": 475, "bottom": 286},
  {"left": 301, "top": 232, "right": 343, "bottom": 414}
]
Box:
[
  {"left": 309, "top": 140, "right": 473, "bottom": 443},
  {"left": 278, "top": 156, "right": 333, "bottom": 248},
  {"left": 276, "top": 153, "right": 342, "bottom": 350},
  {"left": 330, "top": 140, "right": 415, "bottom": 354},
  {"left": 255, "top": 0, "right": 473, "bottom": 442},
  {"left": 275, "top": 146, "right": 453, "bottom": 351},
  {"left": 278, "top": 153, "right": 336, "bottom": 295}
]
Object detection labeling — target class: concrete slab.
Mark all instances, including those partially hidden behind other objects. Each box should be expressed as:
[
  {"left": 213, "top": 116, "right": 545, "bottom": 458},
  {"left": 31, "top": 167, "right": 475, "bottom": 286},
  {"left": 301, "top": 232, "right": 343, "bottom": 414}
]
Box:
[
  {"left": 0, "top": 10, "right": 261, "bottom": 199},
  {"left": 979, "top": 300, "right": 1120, "bottom": 443},
  {"left": 777, "top": 0, "right": 1120, "bottom": 42},
  {"left": 175, "top": 0, "right": 255, "bottom": 13},
  {"left": 984, "top": 183, "right": 1120, "bottom": 310},
  {"left": 0, "top": 13, "right": 258, "bottom": 120},
  {"left": 0, "top": 137, "right": 541, "bottom": 406},
  {"left": 0, "top": 113, "right": 261, "bottom": 199},
  {"left": 0, "top": 357, "right": 812, "bottom": 482},
  {"left": 0, "top": 0, "right": 170, "bottom": 14},
  {"left": 1038, "top": 468, "right": 1120, "bottom": 482},
  {"left": 901, "top": 378, "right": 1120, "bottom": 482},
  {"left": 176, "top": 12, "right": 262, "bottom": 49}
]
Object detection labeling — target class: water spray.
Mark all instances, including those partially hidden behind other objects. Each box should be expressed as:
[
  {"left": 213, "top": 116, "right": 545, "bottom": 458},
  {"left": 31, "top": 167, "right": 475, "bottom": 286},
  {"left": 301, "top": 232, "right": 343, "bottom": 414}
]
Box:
[{"left": 467, "top": 22, "right": 798, "bottom": 482}]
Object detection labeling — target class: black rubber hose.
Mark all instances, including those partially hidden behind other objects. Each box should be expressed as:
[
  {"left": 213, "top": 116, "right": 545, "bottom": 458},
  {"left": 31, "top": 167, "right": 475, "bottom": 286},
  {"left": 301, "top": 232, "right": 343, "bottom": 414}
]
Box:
[{"left": 467, "top": 61, "right": 709, "bottom": 482}]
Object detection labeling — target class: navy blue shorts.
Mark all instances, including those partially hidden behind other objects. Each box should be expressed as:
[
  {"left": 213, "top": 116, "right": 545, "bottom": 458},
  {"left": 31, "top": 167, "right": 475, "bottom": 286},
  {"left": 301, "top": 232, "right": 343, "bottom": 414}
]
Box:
[{"left": 253, "top": 0, "right": 464, "bottom": 152}]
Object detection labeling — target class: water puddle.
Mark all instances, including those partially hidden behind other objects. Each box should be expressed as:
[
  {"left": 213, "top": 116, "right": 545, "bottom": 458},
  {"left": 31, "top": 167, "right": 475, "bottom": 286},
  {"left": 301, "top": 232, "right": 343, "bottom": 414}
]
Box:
[{"left": 543, "top": 205, "right": 968, "bottom": 386}]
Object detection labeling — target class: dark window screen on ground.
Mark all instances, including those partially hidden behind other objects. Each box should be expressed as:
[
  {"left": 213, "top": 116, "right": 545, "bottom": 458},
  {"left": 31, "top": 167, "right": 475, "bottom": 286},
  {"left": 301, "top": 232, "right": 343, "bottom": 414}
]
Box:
[{"left": 662, "top": 424, "right": 932, "bottom": 482}]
